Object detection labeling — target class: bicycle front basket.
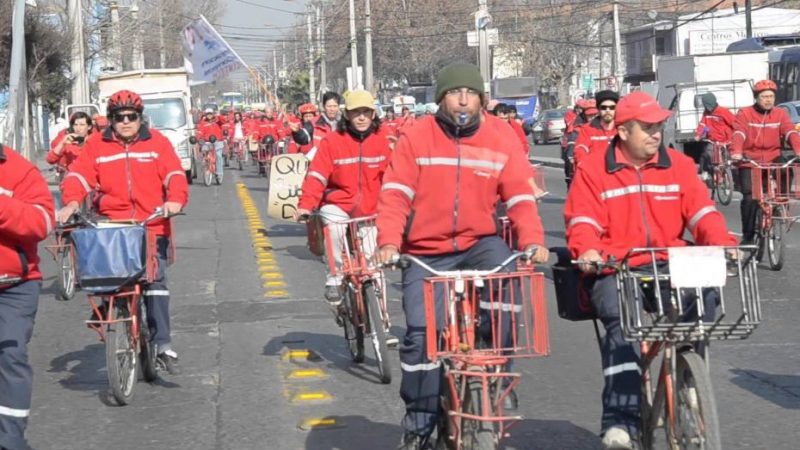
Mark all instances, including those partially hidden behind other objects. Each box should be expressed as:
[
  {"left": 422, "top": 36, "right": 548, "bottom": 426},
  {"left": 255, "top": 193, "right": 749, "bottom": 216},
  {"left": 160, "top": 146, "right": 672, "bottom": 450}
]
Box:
[{"left": 71, "top": 225, "right": 146, "bottom": 293}]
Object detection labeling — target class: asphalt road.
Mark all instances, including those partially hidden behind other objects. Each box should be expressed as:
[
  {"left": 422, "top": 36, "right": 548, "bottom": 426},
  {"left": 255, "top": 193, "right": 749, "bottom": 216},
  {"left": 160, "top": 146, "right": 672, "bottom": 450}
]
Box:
[{"left": 24, "top": 145, "right": 800, "bottom": 450}]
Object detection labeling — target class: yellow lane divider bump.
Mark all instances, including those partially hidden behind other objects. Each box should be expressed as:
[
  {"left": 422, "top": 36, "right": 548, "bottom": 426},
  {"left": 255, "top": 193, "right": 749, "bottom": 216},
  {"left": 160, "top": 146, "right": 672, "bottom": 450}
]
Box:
[
  {"left": 290, "top": 391, "right": 333, "bottom": 405},
  {"left": 263, "top": 280, "right": 287, "bottom": 288},
  {"left": 287, "top": 368, "right": 327, "bottom": 380},
  {"left": 265, "top": 290, "right": 289, "bottom": 298},
  {"left": 298, "top": 417, "right": 344, "bottom": 431},
  {"left": 260, "top": 272, "right": 283, "bottom": 280}
]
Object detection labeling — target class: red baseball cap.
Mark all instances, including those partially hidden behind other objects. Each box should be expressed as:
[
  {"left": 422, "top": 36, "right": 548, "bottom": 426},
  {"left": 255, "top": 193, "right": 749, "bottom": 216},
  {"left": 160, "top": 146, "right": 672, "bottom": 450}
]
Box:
[
  {"left": 583, "top": 99, "right": 598, "bottom": 115},
  {"left": 614, "top": 91, "right": 671, "bottom": 127}
]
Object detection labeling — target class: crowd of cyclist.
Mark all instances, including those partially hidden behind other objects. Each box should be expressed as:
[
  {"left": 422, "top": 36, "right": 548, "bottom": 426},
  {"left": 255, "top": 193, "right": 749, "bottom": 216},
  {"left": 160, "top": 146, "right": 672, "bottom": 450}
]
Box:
[{"left": 0, "top": 61, "right": 797, "bottom": 449}]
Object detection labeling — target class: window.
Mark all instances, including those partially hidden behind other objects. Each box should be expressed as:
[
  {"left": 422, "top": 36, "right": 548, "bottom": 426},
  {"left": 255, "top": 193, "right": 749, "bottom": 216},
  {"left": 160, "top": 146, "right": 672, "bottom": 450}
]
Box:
[
  {"left": 143, "top": 99, "right": 187, "bottom": 129},
  {"left": 655, "top": 37, "right": 666, "bottom": 55}
]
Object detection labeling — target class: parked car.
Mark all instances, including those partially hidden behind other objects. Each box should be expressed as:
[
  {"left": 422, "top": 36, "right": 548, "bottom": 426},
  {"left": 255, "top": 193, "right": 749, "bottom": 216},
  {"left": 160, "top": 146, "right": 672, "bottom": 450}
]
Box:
[
  {"left": 538, "top": 108, "right": 567, "bottom": 143},
  {"left": 777, "top": 101, "right": 800, "bottom": 151}
]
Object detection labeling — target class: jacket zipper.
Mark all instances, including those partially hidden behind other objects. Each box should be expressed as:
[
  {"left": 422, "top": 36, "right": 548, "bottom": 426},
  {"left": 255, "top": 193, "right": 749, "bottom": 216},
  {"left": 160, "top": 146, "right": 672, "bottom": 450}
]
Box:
[
  {"left": 354, "top": 139, "right": 363, "bottom": 215},
  {"left": 636, "top": 168, "right": 652, "bottom": 247},
  {"left": 452, "top": 137, "right": 461, "bottom": 252},
  {"left": 124, "top": 142, "right": 136, "bottom": 217}
]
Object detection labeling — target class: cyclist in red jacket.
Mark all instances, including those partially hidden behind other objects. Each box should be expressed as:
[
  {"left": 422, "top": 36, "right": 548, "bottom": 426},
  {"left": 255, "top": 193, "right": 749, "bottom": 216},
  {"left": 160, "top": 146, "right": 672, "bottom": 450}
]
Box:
[
  {"left": 294, "top": 90, "right": 393, "bottom": 305},
  {"left": 694, "top": 92, "right": 735, "bottom": 182},
  {"left": 730, "top": 80, "right": 800, "bottom": 245},
  {"left": 196, "top": 108, "right": 225, "bottom": 183},
  {"left": 573, "top": 90, "right": 619, "bottom": 168},
  {"left": 375, "top": 64, "right": 548, "bottom": 450},
  {"left": 57, "top": 90, "right": 189, "bottom": 376},
  {"left": 47, "top": 112, "right": 93, "bottom": 173},
  {"left": 0, "top": 143, "right": 54, "bottom": 450},
  {"left": 565, "top": 91, "right": 736, "bottom": 450}
]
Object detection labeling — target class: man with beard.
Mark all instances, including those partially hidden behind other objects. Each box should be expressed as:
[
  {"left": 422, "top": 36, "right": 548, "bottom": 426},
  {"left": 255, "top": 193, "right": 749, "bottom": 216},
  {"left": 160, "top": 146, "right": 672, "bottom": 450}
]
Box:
[
  {"left": 375, "top": 63, "right": 549, "bottom": 449},
  {"left": 573, "top": 90, "right": 620, "bottom": 168}
]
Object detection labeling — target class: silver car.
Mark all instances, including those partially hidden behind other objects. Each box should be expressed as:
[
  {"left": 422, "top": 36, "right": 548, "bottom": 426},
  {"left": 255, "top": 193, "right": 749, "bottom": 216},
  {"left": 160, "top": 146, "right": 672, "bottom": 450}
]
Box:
[
  {"left": 777, "top": 101, "right": 800, "bottom": 149},
  {"left": 538, "top": 109, "right": 567, "bottom": 143}
]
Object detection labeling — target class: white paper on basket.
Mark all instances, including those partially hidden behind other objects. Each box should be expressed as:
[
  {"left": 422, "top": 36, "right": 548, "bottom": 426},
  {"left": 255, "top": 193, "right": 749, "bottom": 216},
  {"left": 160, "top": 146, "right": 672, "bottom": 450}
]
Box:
[{"left": 667, "top": 246, "right": 727, "bottom": 288}]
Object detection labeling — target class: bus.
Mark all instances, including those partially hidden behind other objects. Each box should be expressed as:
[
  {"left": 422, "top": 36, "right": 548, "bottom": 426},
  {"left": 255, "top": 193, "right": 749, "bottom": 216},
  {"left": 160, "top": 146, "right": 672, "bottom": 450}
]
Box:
[
  {"left": 221, "top": 91, "right": 244, "bottom": 109},
  {"left": 768, "top": 47, "right": 800, "bottom": 103},
  {"left": 491, "top": 77, "right": 540, "bottom": 121}
]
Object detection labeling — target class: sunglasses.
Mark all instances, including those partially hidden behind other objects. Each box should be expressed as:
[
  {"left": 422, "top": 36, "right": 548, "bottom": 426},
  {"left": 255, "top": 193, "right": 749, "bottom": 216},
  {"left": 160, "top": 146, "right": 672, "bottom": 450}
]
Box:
[
  {"left": 599, "top": 105, "right": 616, "bottom": 111},
  {"left": 113, "top": 112, "right": 140, "bottom": 123}
]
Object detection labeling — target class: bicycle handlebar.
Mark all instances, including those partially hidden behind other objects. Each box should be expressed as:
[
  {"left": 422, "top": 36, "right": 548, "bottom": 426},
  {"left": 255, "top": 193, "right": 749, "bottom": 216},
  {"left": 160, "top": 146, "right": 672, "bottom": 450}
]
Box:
[
  {"left": 65, "top": 207, "right": 184, "bottom": 229},
  {"left": 734, "top": 155, "right": 800, "bottom": 169},
  {"left": 386, "top": 251, "right": 534, "bottom": 277}
]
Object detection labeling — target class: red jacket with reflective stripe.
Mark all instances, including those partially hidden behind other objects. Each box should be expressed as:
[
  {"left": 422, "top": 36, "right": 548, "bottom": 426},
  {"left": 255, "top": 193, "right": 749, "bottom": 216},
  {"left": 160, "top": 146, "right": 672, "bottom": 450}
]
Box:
[
  {"left": 573, "top": 118, "right": 617, "bottom": 166},
  {"left": 196, "top": 117, "right": 223, "bottom": 141},
  {"left": 298, "top": 126, "right": 393, "bottom": 217},
  {"left": 61, "top": 126, "right": 189, "bottom": 235},
  {"left": 693, "top": 106, "right": 735, "bottom": 143},
  {"left": 0, "top": 145, "right": 54, "bottom": 284},
  {"left": 565, "top": 139, "right": 736, "bottom": 267},
  {"left": 508, "top": 119, "right": 529, "bottom": 154},
  {"left": 46, "top": 140, "right": 85, "bottom": 170},
  {"left": 377, "top": 114, "right": 545, "bottom": 255},
  {"left": 731, "top": 105, "right": 800, "bottom": 163}
]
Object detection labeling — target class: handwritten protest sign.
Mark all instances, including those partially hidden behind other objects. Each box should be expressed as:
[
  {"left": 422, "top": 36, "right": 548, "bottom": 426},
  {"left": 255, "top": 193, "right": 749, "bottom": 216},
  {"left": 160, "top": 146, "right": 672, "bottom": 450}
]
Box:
[{"left": 267, "top": 154, "right": 309, "bottom": 220}]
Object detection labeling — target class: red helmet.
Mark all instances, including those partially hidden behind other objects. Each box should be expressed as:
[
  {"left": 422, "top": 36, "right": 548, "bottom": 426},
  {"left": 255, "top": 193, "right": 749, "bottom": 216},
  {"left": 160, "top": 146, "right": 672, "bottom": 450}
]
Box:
[
  {"left": 298, "top": 103, "right": 318, "bottom": 115},
  {"left": 753, "top": 79, "right": 777, "bottom": 95},
  {"left": 107, "top": 90, "right": 143, "bottom": 113}
]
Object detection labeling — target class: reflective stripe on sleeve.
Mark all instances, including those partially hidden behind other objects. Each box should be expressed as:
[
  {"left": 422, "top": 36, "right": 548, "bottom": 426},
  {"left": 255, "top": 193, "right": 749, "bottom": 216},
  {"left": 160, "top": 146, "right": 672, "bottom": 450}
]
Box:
[
  {"left": 688, "top": 205, "right": 717, "bottom": 231},
  {"left": 33, "top": 204, "right": 53, "bottom": 235},
  {"left": 308, "top": 171, "right": 328, "bottom": 185},
  {"left": 382, "top": 182, "right": 415, "bottom": 200},
  {"left": 0, "top": 187, "right": 12, "bottom": 197},
  {"left": 64, "top": 172, "right": 91, "bottom": 194},
  {"left": 567, "top": 216, "right": 604, "bottom": 233},
  {"left": 506, "top": 194, "right": 537, "bottom": 210},
  {"left": 164, "top": 170, "right": 185, "bottom": 188}
]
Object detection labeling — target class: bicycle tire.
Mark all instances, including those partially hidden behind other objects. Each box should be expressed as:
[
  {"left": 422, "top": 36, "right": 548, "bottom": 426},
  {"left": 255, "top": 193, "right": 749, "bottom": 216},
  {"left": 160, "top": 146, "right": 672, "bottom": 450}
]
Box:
[
  {"left": 138, "top": 302, "right": 159, "bottom": 383},
  {"left": 754, "top": 209, "right": 765, "bottom": 263},
  {"left": 767, "top": 205, "right": 786, "bottom": 271},
  {"left": 435, "top": 378, "right": 457, "bottom": 450},
  {"left": 203, "top": 167, "right": 213, "bottom": 186},
  {"left": 363, "top": 281, "right": 391, "bottom": 384},
  {"left": 106, "top": 302, "right": 137, "bottom": 405},
  {"left": 55, "top": 237, "right": 76, "bottom": 301},
  {"left": 238, "top": 156, "right": 243, "bottom": 171},
  {"left": 343, "top": 284, "right": 365, "bottom": 363},
  {"left": 716, "top": 166, "right": 734, "bottom": 206},
  {"left": 668, "top": 350, "right": 721, "bottom": 450},
  {"left": 463, "top": 378, "right": 497, "bottom": 450}
]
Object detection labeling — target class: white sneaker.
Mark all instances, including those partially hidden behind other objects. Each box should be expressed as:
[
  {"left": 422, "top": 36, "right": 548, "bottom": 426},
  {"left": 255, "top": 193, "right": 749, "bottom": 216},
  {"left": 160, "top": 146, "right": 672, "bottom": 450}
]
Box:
[{"left": 602, "top": 427, "right": 634, "bottom": 450}]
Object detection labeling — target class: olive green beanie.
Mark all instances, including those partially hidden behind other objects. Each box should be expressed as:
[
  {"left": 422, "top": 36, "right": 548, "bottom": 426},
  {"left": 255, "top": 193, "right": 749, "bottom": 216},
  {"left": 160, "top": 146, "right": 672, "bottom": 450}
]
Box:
[{"left": 435, "top": 63, "right": 485, "bottom": 103}]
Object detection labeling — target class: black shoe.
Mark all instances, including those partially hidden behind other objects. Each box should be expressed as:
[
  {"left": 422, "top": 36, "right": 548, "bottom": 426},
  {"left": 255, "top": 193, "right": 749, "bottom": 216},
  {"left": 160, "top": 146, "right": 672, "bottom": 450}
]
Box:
[
  {"left": 503, "top": 388, "right": 519, "bottom": 411},
  {"left": 397, "top": 432, "right": 431, "bottom": 450},
  {"left": 157, "top": 351, "right": 181, "bottom": 375}
]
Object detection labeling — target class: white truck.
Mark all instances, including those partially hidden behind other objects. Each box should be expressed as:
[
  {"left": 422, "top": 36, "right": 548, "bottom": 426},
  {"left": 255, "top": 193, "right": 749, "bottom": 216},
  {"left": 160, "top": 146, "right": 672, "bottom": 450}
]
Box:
[
  {"left": 97, "top": 69, "right": 195, "bottom": 182},
  {"left": 656, "top": 51, "right": 768, "bottom": 160}
]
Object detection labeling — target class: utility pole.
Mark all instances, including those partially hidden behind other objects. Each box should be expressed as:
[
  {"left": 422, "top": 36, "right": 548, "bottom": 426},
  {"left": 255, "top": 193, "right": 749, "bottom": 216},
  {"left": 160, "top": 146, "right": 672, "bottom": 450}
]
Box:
[
  {"left": 110, "top": 1, "right": 122, "bottom": 71},
  {"left": 158, "top": 2, "right": 166, "bottom": 68},
  {"left": 745, "top": 0, "right": 753, "bottom": 38},
  {"left": 348, "top": 0, "right": 359, "bottom": 90},
  {"left": 6, "top": 0, "right": 27, "bottom": 157},
  {"left": 317, "top": 3, "right": 327, "bottom": 95},
  {"left": 273, "top": 48, "right": 279, "bottom": 102},
  {"left": 476, "top": 0, "right": 491, "bottom": 92},
  {"left": 68, "top": 0, "right": 89, "bottom": 104},
  {"left": 307, "top": 6, "right": 316, "bottom": 102},
  {"left": 131, "top": 2, "right": 144, "bottom": 70},
  {"left": 612, "top": 0, "right": 622, "bottom": 81},
  {"left": 364, "top": 0, "right": 374, "bottom": 93}
]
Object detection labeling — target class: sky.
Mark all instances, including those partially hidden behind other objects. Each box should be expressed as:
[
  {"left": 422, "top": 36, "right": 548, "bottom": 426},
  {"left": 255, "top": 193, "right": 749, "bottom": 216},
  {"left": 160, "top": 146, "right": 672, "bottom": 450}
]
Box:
[{"left": 217, "top": 0, "right": 309, "bottom": 85}]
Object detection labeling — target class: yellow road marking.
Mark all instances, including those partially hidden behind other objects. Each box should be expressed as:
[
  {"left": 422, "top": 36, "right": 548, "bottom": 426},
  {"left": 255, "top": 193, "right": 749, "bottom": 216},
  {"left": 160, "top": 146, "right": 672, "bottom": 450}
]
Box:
[
  {"left": 297, "top": 417, "right": 344, "bottom": 430},
  {"left": 290, "top": 391, "right": 333, "bottom": 404},
  {"left": 264, "top": 290, "right": 289, "bottom": 298},
  {"left": 287, "top": 368, "right": 327, "bottom": 379}
]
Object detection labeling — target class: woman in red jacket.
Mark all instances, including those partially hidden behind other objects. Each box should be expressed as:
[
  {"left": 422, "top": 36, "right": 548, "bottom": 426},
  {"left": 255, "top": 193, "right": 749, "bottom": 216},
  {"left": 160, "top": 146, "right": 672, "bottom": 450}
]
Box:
[
  {"left": 294, "top": 90, "right": 392, "bottom": 305},
  {"left": 46, "top": 112, "right": 93, "bottom": 177}
]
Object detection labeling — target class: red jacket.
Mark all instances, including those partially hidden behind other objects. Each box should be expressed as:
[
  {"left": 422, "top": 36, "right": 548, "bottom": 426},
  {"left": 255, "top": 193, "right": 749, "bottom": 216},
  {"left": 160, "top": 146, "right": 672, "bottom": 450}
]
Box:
[
  {"left": 694, "top": 106, "right": 735, "bottom": 143},
  {"left": 298, "top": 126, "right": 393, "bottom": 217},
  {"left": 0, "top": 144, "right": 54, "bottom": 284},
  {"left": 508, "top": 119, "right": 529, "bottom": 155},
  {"left": 731, "top": 105, "right": 800, "bottom": 163},
  {"left": 565, "top": 139, "right": 736, "bottom": 268},
  {"left": 254, "top": 118, "right": 283, "bottom": 141},
  {"left": 196, "top": 117, "right": 223, "bottom": 142},
  {"left": 377, "top": 114, "right": 544, "bottom": 255},
  {"left": 573, "top": 118, "right": 617, "bottom": 166},
  {"left": 46, "top": 139, "right": 85, "bottom": 170},
  {"left": 62, "top": 126, "right": 189, "bottom": 236}
]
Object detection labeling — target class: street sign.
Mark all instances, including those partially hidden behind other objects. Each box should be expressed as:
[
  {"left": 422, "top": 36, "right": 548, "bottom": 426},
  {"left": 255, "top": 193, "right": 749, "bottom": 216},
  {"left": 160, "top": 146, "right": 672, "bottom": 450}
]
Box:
[
  {"left": 606, "top": 75, "right": 617, "bottom": 89},
  {"left": 467, "top": 28, "right": 499, "bottom": 47},
  {"left": 474, "top": 9, "right": 492, "bottom": 30},
  {"left": 581, "top": 74, "right": 593, "bottom": 90}
]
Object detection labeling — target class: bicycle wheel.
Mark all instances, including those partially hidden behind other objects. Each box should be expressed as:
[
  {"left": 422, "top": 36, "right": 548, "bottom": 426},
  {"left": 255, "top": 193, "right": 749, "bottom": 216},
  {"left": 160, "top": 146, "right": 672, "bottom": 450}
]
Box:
[
  {"left": 203, "top": 163, "right": 213, "bottom": 186},
  {"left": 363, "top": 281, "right": 391, "bottom": 384},
  {"left": 138, "top": 302, "right": 159, "bottom": 383},
  {"left": 105, "top": 301, "right": 137, "bottom": 405},
  {"left": 667, "top": 350, "right": 721, "bottom": 450},
  {"left": 238, "top": 154, "right": 243, "bottom": 170},
  {"left": 462, "top": 378, "right": 497, "bottom": 450},
  {"left": 754, "top": 209, "right": 765, "bottom": 263},
  {"left": 435, "top": 377, "right": 457, "bottom": 450},
  {"left": 343, "top": 284, "right": 365, "bottom": 363},
  {"left": 767, "top": 205, "right": 786, "bottom": 271},
  {"left": 716, "top": 166, "right": 734, "bottom": 206},
  {"left": 55, "top": 237, "right": 77, "bottom": 301}
]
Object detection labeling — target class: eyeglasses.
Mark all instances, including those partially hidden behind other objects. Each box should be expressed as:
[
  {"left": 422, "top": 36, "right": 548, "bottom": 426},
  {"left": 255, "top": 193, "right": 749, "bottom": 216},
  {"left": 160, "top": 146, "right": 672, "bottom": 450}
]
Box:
[
  {"left": 347, "top": 109, "right": 374, "bottom": 118},
  {"left": 113, "top": 112, "right": 140, "bottom": 123},
  {"left": 446, "top": 88, "right": 481, "bottom": 97},
  {"left": 599, "top": 105, "right": 616, "bottom": 111}
]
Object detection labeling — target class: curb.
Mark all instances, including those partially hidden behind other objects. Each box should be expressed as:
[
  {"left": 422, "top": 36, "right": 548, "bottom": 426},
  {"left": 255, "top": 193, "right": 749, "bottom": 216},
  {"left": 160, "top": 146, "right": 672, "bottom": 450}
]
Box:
[{"left": 529, "top": 157, "right": 565, "bottom": 169}]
